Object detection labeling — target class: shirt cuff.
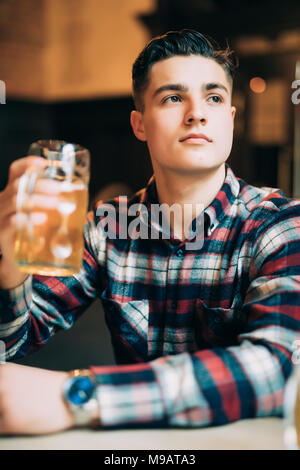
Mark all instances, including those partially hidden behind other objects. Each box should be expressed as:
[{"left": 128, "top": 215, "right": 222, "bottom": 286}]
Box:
[
  {"left": 0, "top": 275, "right": 32, "bottom": 322},
  {"left": 90, "top": 363, "right": 167, "bottom": 428}
]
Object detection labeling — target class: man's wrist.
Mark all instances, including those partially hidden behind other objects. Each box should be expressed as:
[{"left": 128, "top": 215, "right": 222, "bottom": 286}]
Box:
[
  {"left": 0, "top": 272, "right": 29, "bottom": 290},
  {"left": 0, "top": 254, "right": 29, "bottom": 290},
  {"left": 62, "top": 369, "right": 100, "bottom": 427}
]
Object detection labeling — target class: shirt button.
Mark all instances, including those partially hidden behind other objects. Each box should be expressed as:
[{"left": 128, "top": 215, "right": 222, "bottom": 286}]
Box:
[
  {"left": 171, "top": 301, "right": 177, "bottom": 309},
  {"left": 176, "top": 248, "right": 184, "bottom": 257},
  {"left": 214, "top": 315, "right": 222, "bottom": 324}
]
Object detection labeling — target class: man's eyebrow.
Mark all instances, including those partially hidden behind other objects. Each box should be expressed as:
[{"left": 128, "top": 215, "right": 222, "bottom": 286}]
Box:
[
  {"left": 152, "top": 81, "right": 229, "bottom": 98},
  {"left": 152, "top": 83, "right": 188, "bottom": 98},
  {"left": 203, "top": 82, "right": 229, "bottom": 94}
]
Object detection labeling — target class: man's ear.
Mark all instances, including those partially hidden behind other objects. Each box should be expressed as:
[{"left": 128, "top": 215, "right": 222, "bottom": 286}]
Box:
[
  {"left": 231, "top": 106, "right": 236, "bottom": 121},
  {"left": 130, "top": 110, "right": 147, "bottom": 142}
]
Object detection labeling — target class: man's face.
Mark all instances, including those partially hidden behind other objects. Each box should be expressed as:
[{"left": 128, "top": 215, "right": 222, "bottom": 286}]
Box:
[{"left": 131, "top": 55, "right": 236, "bottom": 176}]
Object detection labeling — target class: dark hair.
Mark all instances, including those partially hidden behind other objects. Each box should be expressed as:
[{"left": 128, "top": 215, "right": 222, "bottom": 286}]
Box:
[{"left": 132, "top": 29, "right": 238, "bottom": 112}]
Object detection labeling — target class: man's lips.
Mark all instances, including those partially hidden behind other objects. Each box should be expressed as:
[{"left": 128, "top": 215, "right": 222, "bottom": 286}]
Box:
[{"left": 179, "top": 133, "right": 212, "bottom": 143}]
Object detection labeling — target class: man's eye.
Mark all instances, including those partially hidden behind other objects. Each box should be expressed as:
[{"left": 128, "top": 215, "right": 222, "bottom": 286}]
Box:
[
  {"left": 163, "top": 95, "right": 181, "bottom": 103},
  {"left": 208, "top": 95, "right": 223, "bottom": 103}
]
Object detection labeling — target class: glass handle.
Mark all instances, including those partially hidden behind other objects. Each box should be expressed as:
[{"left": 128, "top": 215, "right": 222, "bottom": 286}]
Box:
[{"left": 16, "top": 168, "right": 41, "bottom": 239}]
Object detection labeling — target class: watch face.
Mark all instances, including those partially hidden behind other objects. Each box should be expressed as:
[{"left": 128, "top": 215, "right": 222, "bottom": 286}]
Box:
[{"left": 67, "top": 376, "right": 95, "bottom": 405}]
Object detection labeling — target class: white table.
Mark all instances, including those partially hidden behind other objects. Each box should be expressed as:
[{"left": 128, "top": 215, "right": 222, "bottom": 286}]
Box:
[{"left": 0, "top": 418, "right": 286, "bottom": 450}]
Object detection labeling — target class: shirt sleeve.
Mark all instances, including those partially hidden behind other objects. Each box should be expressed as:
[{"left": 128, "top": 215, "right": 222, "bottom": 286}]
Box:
[
  {"left": 0, "top": 211, "right": 104, "bottom": 360},
  {"left": 90, "top": 205, "right": 300, "bottom": 429}
]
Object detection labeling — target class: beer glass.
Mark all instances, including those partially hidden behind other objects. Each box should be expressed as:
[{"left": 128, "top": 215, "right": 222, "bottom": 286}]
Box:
[
  {"left": 14, "top": 140, "right": 90, "bottom": 276},
  {"left": 283, "top": 364, "right": 300, "bottom": 450}
]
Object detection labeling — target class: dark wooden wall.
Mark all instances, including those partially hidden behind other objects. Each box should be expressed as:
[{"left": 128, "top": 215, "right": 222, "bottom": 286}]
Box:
[{"left": 0, "top": 97, "right": 153, "bottom": 201}]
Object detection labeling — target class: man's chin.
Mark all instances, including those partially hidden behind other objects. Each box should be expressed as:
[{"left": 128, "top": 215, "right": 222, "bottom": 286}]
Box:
[{"left": 169, "top": 161, "right": 226, "bottom": 176}]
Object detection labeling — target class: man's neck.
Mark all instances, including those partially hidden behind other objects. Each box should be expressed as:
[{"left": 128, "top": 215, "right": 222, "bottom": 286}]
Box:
[{"left": 152, "top": 164, "right": 226, "bottom": 240}]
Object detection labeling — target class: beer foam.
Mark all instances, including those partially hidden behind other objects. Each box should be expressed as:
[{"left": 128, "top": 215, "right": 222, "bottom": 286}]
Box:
[
  {"left": 60, "top": 181, "right": 86, "bottom": 192},
  {"left": 51, "top": 243, "right": 73, "bottom": 259},
  {"left": 58, "top": 201, "right": 76, "bottom": 215}
]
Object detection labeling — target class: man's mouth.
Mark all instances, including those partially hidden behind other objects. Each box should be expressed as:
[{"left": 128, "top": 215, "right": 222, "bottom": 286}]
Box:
[{"left": 179, "top": 133, "right": 212, "bottom": 144}]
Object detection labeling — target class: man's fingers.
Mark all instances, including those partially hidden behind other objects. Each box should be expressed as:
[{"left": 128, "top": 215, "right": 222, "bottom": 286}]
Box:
[
  {"left": 33, "top": 179, "right": 66, "bottom": 195},
  {"left": 1, "top": 182, "right": 59, "bottom": 215},
  {"left": 15, "top": 212, "right": 48, "bottom": 229},
  {"left": 15, "top": 172, "right": 67, "bottom": 197},
  {"left": 7, "top": 157, "right": 47, "bottom": 184},
  {"left": 17, "top": 194, "right": 60, "bottom": 211}
]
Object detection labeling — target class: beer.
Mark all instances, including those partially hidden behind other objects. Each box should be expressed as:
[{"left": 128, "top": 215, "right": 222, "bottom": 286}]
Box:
[{"left": 14, "top": 183, "right": 88, "bottom": 276}]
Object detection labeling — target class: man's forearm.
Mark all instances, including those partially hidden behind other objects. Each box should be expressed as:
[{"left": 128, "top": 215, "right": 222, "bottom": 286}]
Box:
[{"left": 89, "top": 340, "right": 289, "bottom": 429}]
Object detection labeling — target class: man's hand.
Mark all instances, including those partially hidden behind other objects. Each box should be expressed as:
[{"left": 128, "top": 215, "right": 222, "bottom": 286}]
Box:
[
  {"left": 0, "top": 363, "right": 75, "bottom": 435},
  {"left": 0, "top": 156, "right": 48, "bottom": 289}
]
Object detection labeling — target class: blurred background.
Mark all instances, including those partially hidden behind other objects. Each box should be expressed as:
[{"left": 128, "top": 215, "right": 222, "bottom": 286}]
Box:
[{"left": 0, "top": 0, "right": 299, "bottom": 370}]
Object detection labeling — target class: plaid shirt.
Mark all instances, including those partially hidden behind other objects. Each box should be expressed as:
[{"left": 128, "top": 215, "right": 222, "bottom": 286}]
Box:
[{"left": 1, "top": 165, "right": 300, "bottom": 428}]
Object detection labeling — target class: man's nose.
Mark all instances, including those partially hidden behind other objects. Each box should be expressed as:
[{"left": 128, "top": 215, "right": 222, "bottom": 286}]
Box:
[{"left": 184, "top": 100, "right": 207, "bottom": 125}]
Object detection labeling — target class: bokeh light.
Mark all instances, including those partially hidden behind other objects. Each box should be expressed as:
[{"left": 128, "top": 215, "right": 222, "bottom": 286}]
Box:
[{"left": 250, "top": 77, "right": 267, "bottom": 93}]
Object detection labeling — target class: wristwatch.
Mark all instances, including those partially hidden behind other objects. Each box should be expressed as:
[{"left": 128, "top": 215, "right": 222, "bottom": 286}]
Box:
[{"left": 62, "top": 369, "right": 100, "bottom": 427}]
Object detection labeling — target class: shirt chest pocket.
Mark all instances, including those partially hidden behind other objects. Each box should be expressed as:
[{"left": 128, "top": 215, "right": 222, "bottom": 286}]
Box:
[
  {"left": 100, "top": 293, "right": 149, "bottom": 362},
  {"left": 194, "top": 299, "right": 247, "bottom": 349}
]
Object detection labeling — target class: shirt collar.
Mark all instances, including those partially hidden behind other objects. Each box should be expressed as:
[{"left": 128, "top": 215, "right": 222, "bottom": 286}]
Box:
[
  {"left": 204, "top": 164, "right": 240, "bottom": 236},
  {"left": 137, "top": 164, "right": 240, "bottom": 238}
]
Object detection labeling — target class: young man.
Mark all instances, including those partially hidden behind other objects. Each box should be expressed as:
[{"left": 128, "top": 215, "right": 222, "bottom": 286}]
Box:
[{"left": 0, "top": 29, "right": 299, "bottom": 435}]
